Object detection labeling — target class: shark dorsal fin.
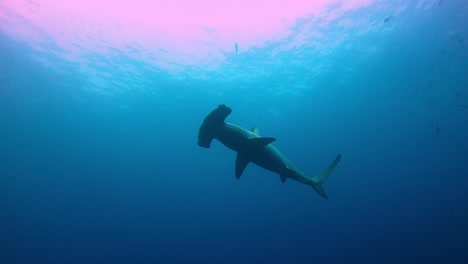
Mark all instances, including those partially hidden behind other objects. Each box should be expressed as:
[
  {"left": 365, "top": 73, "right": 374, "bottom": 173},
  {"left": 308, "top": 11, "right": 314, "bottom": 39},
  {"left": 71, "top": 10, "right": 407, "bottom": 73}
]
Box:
[
  {"left": 235, "top": 153, "right": 250, "bottom": 179},
  {"left": 249, "top": 137, "right": 275, "bottom": 148},
  {"left": 251, "top": 127, "right": 260, "bottom": 135}
]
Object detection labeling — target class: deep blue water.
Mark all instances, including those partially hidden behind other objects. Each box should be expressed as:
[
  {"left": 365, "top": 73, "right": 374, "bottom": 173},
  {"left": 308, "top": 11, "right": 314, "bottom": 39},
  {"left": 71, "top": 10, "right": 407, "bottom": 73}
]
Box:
[{"left": 1, "top": 2, "right": 467, "bottom": 264}]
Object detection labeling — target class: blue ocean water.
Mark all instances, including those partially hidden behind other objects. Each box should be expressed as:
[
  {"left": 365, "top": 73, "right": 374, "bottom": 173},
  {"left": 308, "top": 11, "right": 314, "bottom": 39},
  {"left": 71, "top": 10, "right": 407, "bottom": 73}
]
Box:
[{"left": 1, "top": 1, "right": 467, "bottom": 264}]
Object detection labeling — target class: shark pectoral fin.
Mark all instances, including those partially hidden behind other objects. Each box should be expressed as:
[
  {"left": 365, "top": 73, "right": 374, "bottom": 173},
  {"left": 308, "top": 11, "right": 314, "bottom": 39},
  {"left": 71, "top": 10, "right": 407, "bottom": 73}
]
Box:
[
  {"left": 249, "top": 137, "right": 276, "bottom": 148},
  {"left": 235, "top": 153, "right": 250, "bottom": 179},
  {"left": 251, "top": 127, "right": 260, "bottom": 135}
]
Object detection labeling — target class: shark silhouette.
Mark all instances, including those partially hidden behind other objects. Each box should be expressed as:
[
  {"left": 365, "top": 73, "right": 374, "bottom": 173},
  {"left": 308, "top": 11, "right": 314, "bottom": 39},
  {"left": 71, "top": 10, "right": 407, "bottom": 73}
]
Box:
[{"left": 198, "top": 104, "right": 341, "bottom": 199}]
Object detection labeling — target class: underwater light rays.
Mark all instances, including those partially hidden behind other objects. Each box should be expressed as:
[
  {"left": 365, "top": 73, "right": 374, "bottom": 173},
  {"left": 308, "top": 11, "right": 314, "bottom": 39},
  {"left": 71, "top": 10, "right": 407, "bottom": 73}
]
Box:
[{"left": 0, "top": 0, "right": 382, "bottom": 84}]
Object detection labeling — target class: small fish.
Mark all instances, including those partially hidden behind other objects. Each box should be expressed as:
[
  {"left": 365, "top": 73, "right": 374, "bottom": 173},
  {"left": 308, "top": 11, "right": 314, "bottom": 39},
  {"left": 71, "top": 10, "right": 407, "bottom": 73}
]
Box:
[
  {"left": 436, "top": 124, "right": 440, "bottom": 134},
  {"left": 427, "top": 80, "right": 434, "bottom": 88},
  {"left": 458, "top": 103, "right": 468, "bottom": 109},
  {"left": 383, "top": 16, "right": 394, "bottom": 23},
  {"left": 411, "top": 89, "right": 422, "bottom": 95},
  {"left": 450, "top": 33, "right": 460, "bottom": 40},
  {"left": 427, "top": 96, "right": 436, "bottom": 106},
  {"left": 458, "top": 38, "right": 464, "bottom": 44},
  {"left": 452, "top": 90, "right": 463, "bottom": 97},
  {"left": 438, "top": 0, "right": 445, "bottom": 6},
  {"left": 440, "top": 47, "right": 447, "bottom": 54},
  {"left": 235, "top": 42, "right": 238, "bottom": 55}
]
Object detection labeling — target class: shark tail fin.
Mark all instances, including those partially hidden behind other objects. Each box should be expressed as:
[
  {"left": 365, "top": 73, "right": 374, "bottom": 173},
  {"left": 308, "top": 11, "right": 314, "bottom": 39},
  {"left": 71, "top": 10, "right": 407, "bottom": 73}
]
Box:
[{"left": 310, "top": 154, "right": 341, "bottom": 199}]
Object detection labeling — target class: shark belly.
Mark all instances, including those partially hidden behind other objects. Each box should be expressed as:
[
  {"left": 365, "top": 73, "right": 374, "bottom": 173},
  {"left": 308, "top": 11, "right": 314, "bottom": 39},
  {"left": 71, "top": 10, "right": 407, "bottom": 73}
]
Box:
[
  {"left": 215, "top": 123, "right": 258, "bottom": 152},
  {"left": 216, "top": 123, "right": 297, "bottom": 178},
  {"left": 249, "top": 145, "right": 289, "bottom": 174}
]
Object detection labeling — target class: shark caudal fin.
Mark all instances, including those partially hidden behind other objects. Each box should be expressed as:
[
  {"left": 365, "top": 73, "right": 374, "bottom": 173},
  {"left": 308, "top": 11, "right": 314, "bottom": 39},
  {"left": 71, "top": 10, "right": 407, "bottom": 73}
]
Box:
[{"left": 310, "top": 154, "right": 341, "bottom": 199}]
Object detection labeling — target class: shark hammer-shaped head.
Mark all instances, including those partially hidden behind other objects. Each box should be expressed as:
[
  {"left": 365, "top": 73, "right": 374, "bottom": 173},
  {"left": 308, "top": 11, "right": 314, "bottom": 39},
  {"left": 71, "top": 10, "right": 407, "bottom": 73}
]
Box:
[{"left": 198, "top": 104, "right": 232, "bottom": 148}]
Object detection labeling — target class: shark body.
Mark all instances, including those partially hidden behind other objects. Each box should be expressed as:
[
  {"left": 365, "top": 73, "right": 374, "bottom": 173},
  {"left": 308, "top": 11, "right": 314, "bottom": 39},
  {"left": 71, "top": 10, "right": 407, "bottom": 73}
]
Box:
[{"left": 198, "top": 104, "right": 341, "bottom": 199}]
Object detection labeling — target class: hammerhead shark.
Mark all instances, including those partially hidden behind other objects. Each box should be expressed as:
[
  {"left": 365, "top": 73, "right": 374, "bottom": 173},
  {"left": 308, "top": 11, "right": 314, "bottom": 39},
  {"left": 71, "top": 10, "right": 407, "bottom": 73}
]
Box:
[{"left": 198, "top": 104, "right": 341, "bottom": 199}]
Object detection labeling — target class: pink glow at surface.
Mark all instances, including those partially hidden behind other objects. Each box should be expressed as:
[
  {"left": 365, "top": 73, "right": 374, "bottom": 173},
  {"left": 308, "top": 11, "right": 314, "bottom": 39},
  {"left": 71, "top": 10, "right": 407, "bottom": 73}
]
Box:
[{"left": 0, "top": 0, "right": 376, "bottom": 72}]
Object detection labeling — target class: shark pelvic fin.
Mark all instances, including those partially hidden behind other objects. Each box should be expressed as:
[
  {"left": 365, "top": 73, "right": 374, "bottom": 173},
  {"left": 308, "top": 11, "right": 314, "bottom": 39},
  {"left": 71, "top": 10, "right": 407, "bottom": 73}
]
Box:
[
  {"left": 279, "top": 174, "right": 288, "bottom": 183},
  {"left": 279, "top": 168, "right": 296, "bottom": 183}
]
